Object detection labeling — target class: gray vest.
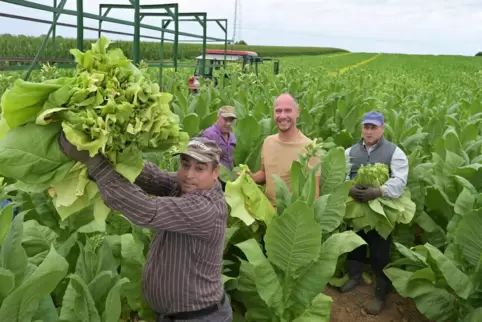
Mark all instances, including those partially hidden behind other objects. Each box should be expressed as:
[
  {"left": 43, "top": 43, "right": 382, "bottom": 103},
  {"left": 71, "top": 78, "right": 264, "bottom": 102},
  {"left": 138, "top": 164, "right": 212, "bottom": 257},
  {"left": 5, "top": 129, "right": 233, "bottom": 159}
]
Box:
[{"left": 348, "top": 137, "right": 396, "bottom": 180}]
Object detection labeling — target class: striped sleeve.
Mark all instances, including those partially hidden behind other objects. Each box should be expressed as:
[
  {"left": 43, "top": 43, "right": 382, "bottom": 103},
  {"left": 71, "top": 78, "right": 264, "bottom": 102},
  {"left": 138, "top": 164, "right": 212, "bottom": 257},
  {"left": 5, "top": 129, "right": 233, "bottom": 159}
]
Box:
[
  {"left": 88, "top": 160, "right": 220, "bottom": 237},
  {"left": 134, "top": 162, "right": 178, "bottom": 196}
]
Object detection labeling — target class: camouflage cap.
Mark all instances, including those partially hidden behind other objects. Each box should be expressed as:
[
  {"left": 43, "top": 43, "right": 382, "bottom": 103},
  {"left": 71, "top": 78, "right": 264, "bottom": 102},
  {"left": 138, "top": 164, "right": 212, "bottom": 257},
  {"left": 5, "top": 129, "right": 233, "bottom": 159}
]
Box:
[
  {"left": 218, "top": 106, "right": 236, "bottom": 118},
  {"left": 173, "top": 137, "right": 221, "bottom": 163}
]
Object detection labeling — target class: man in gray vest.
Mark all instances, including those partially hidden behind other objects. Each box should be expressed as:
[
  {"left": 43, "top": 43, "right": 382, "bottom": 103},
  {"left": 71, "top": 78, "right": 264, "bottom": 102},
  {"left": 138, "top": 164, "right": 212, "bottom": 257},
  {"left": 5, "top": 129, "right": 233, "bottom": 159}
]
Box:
[{"left": 340, "top": 111, "right": 408, "bottom": 315}]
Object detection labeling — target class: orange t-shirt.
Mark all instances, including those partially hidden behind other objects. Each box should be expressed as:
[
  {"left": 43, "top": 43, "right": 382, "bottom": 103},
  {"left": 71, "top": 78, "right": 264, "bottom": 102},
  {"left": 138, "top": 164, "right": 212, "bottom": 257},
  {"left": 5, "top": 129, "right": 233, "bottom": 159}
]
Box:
[{"left": 261, "top": 131, "right": 320, "bottom": 207}]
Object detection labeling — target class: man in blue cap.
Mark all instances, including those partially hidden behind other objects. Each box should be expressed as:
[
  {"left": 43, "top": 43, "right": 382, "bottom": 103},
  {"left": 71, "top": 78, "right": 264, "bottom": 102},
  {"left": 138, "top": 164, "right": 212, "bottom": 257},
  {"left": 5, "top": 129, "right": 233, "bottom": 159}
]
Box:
[{"left": 340, "top": 111, "right": 408, "bottom": 315}]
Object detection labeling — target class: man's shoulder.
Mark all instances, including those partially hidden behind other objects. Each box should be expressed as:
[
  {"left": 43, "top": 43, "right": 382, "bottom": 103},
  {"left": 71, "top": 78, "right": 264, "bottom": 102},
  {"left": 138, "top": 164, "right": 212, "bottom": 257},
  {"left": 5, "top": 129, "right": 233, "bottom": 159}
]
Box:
[
  {"left": 298, "top": 131, "right": 311, "bottom": 142},
  {"left": 393, "top": 145, "right": 408, "bottom": 159},
  {"left": 192, "top": 186, "right": 229, "bottom": 215},
  {"left": 201, "top": 125, "right": 217, "bottom": 137}
]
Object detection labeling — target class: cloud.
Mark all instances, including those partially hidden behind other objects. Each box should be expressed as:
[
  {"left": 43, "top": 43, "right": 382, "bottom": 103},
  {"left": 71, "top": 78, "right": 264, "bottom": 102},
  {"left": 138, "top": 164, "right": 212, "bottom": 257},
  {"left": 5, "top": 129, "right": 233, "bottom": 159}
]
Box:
[{"left": 0, "top": 0, "right": 480, "bottom": 55}]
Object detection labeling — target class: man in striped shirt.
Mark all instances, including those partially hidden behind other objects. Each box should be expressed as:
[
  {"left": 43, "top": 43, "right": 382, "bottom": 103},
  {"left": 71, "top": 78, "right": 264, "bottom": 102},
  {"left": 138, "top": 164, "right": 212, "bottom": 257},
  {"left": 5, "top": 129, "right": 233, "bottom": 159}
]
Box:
[{"left": 59, "top": 134, "right": 232, "bottom": 321}]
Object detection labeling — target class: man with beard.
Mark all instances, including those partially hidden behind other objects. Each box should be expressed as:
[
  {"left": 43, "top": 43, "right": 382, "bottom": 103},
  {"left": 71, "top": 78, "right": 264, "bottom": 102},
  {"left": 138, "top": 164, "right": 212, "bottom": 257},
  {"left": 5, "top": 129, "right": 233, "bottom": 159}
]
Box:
[
  {"left": 341, "top": 111, "right": 408, "bottom": 315},
  {"left": 202, "top": 106, "right": 237, "bottom": 190},
  {"left": 250, "top": 93, "right": 320, "bottom": 206}
]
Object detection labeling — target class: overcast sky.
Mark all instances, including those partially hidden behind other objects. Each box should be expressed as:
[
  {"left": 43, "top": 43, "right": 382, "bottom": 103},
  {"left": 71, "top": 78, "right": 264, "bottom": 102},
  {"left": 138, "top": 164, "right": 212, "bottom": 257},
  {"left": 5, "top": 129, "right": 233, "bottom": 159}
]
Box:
[{"left": 1, "top": 0, "right": 481, "bottom": 56}]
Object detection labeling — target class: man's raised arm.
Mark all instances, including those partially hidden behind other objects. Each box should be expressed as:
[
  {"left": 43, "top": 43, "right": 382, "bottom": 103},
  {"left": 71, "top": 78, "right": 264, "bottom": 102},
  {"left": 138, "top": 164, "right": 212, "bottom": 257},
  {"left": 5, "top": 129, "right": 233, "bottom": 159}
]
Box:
[
  {"left": 89, "top": 160, "right": 223, "bottom": 237},
  {"left": 134, "top": 162, "right": 178, "bottom": 197}
]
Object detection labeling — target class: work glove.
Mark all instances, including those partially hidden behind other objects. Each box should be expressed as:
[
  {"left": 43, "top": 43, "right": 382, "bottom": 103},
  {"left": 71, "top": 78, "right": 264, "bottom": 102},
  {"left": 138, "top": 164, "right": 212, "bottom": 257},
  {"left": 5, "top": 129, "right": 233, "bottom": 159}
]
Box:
[
  {"left": 349, "top": 185, "right": 367, "bottom": 201},
  {"left": 356, "top": 187, "right": 383, "bottom": 202},
  {"left": 58, "top": 131, "right": 103, "bottom": 168}
]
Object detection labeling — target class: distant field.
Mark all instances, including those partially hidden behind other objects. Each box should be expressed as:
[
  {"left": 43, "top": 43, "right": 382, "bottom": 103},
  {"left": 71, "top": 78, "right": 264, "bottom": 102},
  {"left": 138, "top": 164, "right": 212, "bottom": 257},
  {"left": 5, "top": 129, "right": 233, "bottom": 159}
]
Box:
[{"left": 0, "top": 34, "right": 348, "bottom": 61}]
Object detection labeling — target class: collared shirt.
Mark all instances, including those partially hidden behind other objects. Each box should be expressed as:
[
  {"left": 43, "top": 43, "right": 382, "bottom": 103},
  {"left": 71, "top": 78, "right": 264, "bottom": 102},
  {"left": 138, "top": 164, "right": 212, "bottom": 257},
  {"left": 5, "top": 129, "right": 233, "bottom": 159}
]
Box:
[
  {"left": 344, "top": 140, "right": 408, "bottom": 198},
  {"left": 201, "top": 124, "right": 236, "bottom": 170},
  {"left": 88, "top": 160, "right": 228, "bottom": 315}
]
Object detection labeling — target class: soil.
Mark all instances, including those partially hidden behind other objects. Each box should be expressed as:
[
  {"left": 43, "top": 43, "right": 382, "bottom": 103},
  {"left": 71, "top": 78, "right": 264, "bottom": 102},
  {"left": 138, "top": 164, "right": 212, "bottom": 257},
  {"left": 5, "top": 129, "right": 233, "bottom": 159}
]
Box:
[
  {"left": 128, "top": 284, "right": 432, "bottom": 322},
  {"left": 324, "top": 284, "right": 431, "bottom": 322}
]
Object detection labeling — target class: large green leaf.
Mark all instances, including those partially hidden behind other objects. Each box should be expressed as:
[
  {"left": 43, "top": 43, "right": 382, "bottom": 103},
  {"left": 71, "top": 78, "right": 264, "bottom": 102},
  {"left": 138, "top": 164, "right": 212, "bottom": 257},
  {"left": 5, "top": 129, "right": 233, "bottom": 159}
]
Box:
[
  {"left": 235, "top": 260, "right": 272, "bottom": 321},
  {"left": 0, "top": 204, "right": 13, "bottom": 245},
  {"left": 235, "top": 115, "right": 262, "bottom": 145},
  {"left": 424, "top": 243, "right": 473, "bottom": 299},
  {"left": 319, "top": 147, "right": 347, "bottom": 195},
  {"left": 292, "top": 293, "right": 333, "bottom": 322},
  {"left": 0, "top": 268, "right": 14, "bottom": 302},
  {"left": 235, "top": 239, "right": 283, "bottom": 312},
  {"left": 384, "top": 268, "right": 458, "bottom": 322},
  {"left": 22, "top": 220, "right": 59, "bottom": 257},
  {"left": 0, "top": 122, "right": 75, "bottom": 184},
  {"left": 32, "top": 296, "right": 59, "bottom": 322},
  {"left": 0, "top": 212, "right": 27, "bottom": 287},
  {"left": 273, "top": 175, "right": 292, "bottom": 215},
  {"left": 182, "top": 113, "right": 200, "bottom": 137},
  {"left": 0, "top": 245, "right": 69, "bottom": 321},
  {"left": 290, "top": 161, "right": 304, "bottom": 199},
  {"left": 287, "top": 231, "right": 365, "bottom": 317},
  {"left": 120, "top": 234, "right": 154, "bottom": 319},
  {"left": 313, "top": 181, "right": 350, "bottom": 233},
  {"left": 317, "top": 231, "right": 367, "bottom": 281},
  {"left": 1, "top": 78, "right": 65, "bottom": 128},
  {"left": 59, "top": 274, "right": 101, "bottom": 322},
  {"left": 454, "top": 212, "right": 482, "bottom": 269},
  {"left": 102, "top": 277, "right": 129, "bottom": 322},
  {"left": 264, "top": 201, "right": 321, "bottom": 274},
  {"left": 88, "top": 271, "right": 114, "bottom": 314}
]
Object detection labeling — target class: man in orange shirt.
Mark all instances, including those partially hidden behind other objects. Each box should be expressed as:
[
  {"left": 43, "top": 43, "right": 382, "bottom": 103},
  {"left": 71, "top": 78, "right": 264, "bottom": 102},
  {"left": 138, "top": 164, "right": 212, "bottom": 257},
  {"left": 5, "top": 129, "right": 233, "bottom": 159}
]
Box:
[{"left": 250, "top": 93, "right": 320, "bottom": 206}]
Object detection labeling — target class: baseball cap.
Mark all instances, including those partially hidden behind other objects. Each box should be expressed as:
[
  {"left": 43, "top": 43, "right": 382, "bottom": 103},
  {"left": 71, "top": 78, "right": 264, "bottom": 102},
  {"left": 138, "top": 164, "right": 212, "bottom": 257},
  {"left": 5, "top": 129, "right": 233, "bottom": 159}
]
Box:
[
  {"left": 362, "top": 111, "right": 384, "bottom": 126},
  {"left": 218, "top": 106, "right": 236, "bottom": 119},
  {"left": 173, "top": 137, "right": 221, "bottom": 163}
]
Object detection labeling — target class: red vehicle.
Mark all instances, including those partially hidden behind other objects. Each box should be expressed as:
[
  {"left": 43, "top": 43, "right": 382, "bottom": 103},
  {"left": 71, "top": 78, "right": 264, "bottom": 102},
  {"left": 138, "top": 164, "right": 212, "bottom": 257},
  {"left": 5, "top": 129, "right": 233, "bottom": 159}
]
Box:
[{"left": 188, "top": 49, "right": 279, "bottom": 92}]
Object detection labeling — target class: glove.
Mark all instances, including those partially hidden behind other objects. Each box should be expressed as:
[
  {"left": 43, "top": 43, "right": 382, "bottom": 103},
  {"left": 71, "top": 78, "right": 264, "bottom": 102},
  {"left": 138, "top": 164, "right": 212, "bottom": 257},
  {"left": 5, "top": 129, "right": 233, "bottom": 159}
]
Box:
[
  {"left": 349, "top": 185, "right": 367, "bottom": 201},
  {"left": 356, "top": 187, "right": 382, "bottom": 202},
  {"left": 58, "top": 131, "right": 103, "bottom": 167}
]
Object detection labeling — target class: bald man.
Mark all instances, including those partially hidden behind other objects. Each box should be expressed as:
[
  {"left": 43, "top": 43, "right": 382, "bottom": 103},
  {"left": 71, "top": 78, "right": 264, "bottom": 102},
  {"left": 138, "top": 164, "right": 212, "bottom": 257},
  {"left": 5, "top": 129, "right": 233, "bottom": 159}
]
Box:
[{"left": 250, "top": 93, "right": 320, "bottom": 207}]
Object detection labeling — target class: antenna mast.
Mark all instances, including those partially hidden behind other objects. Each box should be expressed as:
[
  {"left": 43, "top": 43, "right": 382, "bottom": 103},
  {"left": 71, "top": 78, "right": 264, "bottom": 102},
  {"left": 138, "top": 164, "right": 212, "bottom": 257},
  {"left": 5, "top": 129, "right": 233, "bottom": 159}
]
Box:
[{"left": 232, "top": 0, "right": 241, "bottom": 43}]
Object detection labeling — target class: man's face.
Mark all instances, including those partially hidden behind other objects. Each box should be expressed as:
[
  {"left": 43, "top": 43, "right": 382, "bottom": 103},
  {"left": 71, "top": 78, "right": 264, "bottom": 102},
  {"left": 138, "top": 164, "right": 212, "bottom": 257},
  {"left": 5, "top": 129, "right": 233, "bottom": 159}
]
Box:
[
  {"left": 274, "top": 103, "right": 299, "bottom": 132},
  {"left": 217, "top": 115, "right": 236, "bottom": 133},
  {"left": 362, "top": 123, "right": 385, "bottom": 146},
  {"left": 177, "top": 155, "right": 219, "bottom": 193}
]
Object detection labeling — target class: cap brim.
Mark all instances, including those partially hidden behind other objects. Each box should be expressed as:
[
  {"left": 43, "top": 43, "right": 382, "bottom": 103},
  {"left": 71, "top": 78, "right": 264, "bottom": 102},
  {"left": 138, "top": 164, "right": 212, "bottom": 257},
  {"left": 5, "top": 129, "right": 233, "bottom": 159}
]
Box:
[
  {"left": 220, "top": 112, "right": 236, "bottom": 118},
  {"left": 362, "top": 119, "right": 383, "bottom": 126},
  {"left": 173, "top": 151, "right": 213, "bottom": 163}
]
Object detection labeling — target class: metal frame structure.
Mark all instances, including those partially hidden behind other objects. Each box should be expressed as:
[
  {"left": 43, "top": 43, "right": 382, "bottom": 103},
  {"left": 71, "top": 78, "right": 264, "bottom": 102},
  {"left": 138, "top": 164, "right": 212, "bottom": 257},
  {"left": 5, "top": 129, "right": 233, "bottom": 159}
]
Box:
[
  {"left": 0, "top": 0, "right": 230, "bottom": 85},
  {"left": 158, "top": 16, "right": 228, "bottom": 88}
]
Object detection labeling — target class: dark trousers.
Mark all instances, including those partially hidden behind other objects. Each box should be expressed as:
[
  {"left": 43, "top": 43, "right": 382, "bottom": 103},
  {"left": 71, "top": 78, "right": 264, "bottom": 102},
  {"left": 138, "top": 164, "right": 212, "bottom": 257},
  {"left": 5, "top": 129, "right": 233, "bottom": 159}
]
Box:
[{"left": 346, "top": 229, "right": 392, "bottom": 298}]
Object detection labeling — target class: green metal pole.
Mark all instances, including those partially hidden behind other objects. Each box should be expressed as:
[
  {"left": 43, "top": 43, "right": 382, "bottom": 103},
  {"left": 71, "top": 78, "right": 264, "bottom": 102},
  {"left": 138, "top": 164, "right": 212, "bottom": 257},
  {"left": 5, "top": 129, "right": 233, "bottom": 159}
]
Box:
[
  {"left": 77, "top": 0, "right": 83, "bottom": 51},
  {"left": 98, "top": 6, "right": 102, "bottom": 39},
  {"left": 159, "top": 25, "right": 165, "bottom": 91},
  {"left": 2, "top": 0, "right": 226, "bottom": 42},
  {"left": 24, "top": 0, "right": 68, "bottom": 80},
  {"left": 200, "top": 15, "right": 206, "bottom": 76},
  {"left": 223, "top": 21, "right": 227, "bottom": 88},
  {"left": 52, "top": 0, "right": 57, "bottom": 57},
  {"left": 173, "top": 5, "right": 178, "bottom": 71},
  {"left": 133, "top": 0, "right": 140, "bottom": 65}
]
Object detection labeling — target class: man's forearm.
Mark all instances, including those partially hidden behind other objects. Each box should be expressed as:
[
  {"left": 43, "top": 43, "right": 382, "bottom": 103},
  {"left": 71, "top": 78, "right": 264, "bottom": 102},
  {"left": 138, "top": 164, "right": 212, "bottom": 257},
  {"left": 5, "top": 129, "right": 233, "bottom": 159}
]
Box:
[
  {"left": 382, "top": 147, "right": 409, "bottom": 199},
  {"left": 381, "top": 178, "right": 406, "bottom": 198},
  {"left": 87, "top": 159, "right": 220, "bottom": 237},
  {"left": 251, "top": 170, "right": 266, "bottom": 184},
  {"left": 134, "top": 162, "right": 178, "bottom": 197}
]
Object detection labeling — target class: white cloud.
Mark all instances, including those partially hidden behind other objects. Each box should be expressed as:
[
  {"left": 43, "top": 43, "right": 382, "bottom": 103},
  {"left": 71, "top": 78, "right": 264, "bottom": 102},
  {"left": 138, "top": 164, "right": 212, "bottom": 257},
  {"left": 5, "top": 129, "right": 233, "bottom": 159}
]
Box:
[{"left": 0, "top": 0, "right": 481, "bottom": 55}]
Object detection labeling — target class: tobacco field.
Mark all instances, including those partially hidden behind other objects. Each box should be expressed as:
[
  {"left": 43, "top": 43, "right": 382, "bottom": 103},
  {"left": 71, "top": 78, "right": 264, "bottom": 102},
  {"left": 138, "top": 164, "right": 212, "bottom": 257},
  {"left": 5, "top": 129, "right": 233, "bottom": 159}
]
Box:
[{"left": 0, "top": 39, "right": 482, "bottom": 322}]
